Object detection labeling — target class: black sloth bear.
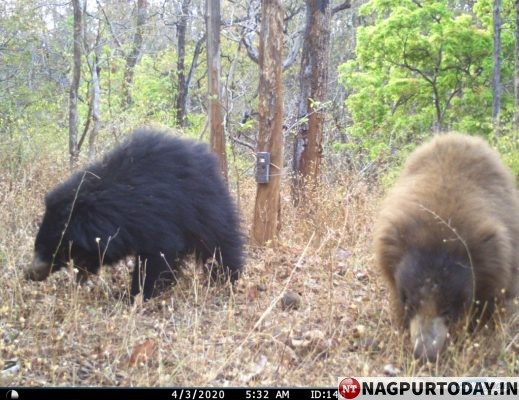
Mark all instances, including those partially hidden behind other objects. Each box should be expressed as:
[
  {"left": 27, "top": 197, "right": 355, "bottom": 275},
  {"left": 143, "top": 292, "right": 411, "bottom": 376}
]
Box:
[
  {"left": 26, "top": 129, "right": 244, "bottom": 301},
  {"left": 374, "top": 133, "right": 519, "bottom": 361}
]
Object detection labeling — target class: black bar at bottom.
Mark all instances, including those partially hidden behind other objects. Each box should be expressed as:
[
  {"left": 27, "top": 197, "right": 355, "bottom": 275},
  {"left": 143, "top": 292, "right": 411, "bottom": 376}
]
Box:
[{"left": 1, "top": 387, "right": 339, "bottom": 400}]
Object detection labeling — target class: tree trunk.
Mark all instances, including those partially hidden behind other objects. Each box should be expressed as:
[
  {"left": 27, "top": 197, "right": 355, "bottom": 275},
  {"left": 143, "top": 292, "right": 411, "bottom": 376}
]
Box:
[
  {"left": 291, "top": 0, "right": 331, "bottom": 205},
  {"left": 175, "top": 0, "right": 191, "bottom": 127},
  {"left": 515, "top": 0, "right": 519, "bottom": 130},
  {"left": 206, "top": 0, "right": 228, "bottom": 180},
  {"left": 251, "top": 0, "right": 284, "bottom": 246},
  {"left": 224, "top": 42, "right": 242, "bottom": 130},
  {"left": 88, "top": 23, "right": 102, "bottom": 161},
  {"left": 69, "top": 0, "right": 82, "bottom": 169},
  {"left": 122, "top": 0, "right": 147, "bottom": 108},
  {"left": 187, "top": 35, "right": 206, "bottom": 96},
  {"left": 492, "top": 0, "right": 502, "bottom": 129},
  {"left": 432, "top": 82, "right": 443, "bottom": 133}
]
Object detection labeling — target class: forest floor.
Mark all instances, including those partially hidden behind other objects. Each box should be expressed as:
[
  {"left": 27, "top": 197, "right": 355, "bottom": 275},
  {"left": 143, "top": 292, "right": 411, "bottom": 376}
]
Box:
[{"left": 0, "top": 155, "right": 517, "bottom": 387}]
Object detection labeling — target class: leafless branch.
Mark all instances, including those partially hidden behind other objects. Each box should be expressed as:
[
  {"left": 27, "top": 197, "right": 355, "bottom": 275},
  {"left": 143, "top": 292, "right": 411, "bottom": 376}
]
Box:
[
  {"left": 333, "top": 1, "right": 352, "bottom": 14},
  {"left": 242, "top": 32, "right": 259, "bottom": 64},
  {"left": 283, "top": 29, "right": 304, "bottom": 70},
  {"left": 231, "top": 135, "right": 256, "bottom": 152}
]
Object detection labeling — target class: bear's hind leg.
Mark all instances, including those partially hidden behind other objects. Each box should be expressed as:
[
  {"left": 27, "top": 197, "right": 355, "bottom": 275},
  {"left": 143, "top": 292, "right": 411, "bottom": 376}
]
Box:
[
  {"left": 130, "top": 254, "right": 177, "bottom": 301},
  {"left": 218, "top": 244, "right": 243, "bottom": 284}
]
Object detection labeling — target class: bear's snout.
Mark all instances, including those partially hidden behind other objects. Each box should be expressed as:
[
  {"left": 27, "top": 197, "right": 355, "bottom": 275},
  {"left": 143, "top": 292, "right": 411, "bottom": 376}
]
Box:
[
  {"left": 410, "top": 314, "right": 448, "bottom": 362},
  {"left": 25, "top": 253, "right": 52, "bottom": 281}
]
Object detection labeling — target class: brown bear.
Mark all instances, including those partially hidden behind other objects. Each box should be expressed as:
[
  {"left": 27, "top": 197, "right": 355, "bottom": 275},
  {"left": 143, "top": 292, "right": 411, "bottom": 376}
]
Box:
[{"left": 373, "top": 133, "right": 518, "bottom": 361}]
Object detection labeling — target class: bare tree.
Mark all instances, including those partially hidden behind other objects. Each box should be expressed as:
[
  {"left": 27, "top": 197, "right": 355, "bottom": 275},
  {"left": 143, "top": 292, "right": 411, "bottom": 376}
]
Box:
[
  {"left": 292, "top": 0, "right": 333, "bottom": 204},
  {"left": 175, "top": 0, "right": 191, "bottom": 127},
  {"left": 206, "top": 0, "right": 228, "bottom": 180},
  {"left": 251, "top": 0, "right": 284, "bottom": 246},
  {"left": 122, "top": 0, "right": 148, "bottom": 108},
  {"left": 86, "top": 20, "right": 103, "bottom": 161},
  {"left": 241, "top": 1, "right": 303, "bottom": 71},
  {"left": 492, "top": 0, "right": 502, "bottom": 129},
  {"left": 515, "top": 0, "right": 519, "bottom": 129},
  {"left": 76, "top": 4, "right": 105, "bottom": 162},
  {"left": 69, "top": 0, "right": 82, "bottom": 168}
]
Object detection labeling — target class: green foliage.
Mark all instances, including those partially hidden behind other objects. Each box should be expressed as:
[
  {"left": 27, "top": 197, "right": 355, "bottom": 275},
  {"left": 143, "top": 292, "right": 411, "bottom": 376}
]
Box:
[
  {"left": 490, "top": 129, "right": 519, "bottom": 180},
  {"left": 337, "top": 0, "right": 516, "bottom": 169},
  {"left": 185, "top": 113, "right": 207, "bottom": 138},
  {"left": 0, "top": 4, "right": 69, "bottom": 173},
  {"left": 237, "top": 117, "right": 255, "bottom": 134},
  {"left": 131, "top": 51, "right": 177, "bottom": 125}
]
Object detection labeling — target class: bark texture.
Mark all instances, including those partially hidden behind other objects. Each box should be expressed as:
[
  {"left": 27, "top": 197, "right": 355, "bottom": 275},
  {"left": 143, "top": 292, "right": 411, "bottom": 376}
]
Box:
[{"left": 251, "top": 0, "right": 285, "bottom": 246}]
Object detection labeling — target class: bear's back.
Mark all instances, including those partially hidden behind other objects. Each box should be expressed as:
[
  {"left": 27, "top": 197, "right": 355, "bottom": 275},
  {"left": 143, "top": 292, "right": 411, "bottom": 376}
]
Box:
[
  {"left": 375, "top": 133, "right": 519, "bottom": 299},
  {"left": 94, "top": 129, "right": 221, "bottom": 187}
]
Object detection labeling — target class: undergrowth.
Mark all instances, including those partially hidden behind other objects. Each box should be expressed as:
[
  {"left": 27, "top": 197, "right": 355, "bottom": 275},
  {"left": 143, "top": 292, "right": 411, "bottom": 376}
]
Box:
[{"left": 0, "top": 152, "right": 517, "bottom": 387}]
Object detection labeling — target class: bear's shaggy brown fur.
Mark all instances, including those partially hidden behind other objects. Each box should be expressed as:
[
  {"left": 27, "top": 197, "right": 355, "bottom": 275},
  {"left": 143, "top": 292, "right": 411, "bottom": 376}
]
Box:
[{"left": 373, "top": 133, "right": 518, "bottom": 361}]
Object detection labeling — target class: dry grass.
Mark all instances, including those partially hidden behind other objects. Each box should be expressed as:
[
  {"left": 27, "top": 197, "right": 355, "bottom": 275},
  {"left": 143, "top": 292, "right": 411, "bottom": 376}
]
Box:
[{"left": 0, "top": 156, "right": 517, "bottom": 387}]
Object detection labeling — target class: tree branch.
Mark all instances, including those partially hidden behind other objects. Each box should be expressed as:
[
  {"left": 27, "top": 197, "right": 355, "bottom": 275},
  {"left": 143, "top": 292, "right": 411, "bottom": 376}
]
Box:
[
  {"left": 96, "top": 0, "right": 123, "bottom": 51},
  {"left": 283, "top": 29, "right": 303, "bottom": 70},
  {"left": 187, "top": 34, "right": 206, "bottom": 90},
  {"left": 333, "top": 1, "right": 351, "bottom": 14},
  {"left": 242, "top": 32, "right": 259, "bottom": 64},
  {"left": 231, "top": 135, "right": 256, "bottom": 151}
]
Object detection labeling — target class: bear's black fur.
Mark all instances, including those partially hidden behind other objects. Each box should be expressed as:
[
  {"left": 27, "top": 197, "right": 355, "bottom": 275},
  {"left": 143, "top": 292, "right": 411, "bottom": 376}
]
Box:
[{"left": 27, "top": 129, "right": 244, "bottom": 300}]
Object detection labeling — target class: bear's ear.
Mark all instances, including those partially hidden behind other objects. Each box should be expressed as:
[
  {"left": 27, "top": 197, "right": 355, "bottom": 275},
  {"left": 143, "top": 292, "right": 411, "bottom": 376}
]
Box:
[
  {"left": 66, "top": 216, "right": 94, "bottom": 253},
  {"left": 473, "top": 220, "right": 509, "bottom": 266},
  {"left": 476, "top": 220, "right": 505, "bottom": 246},
  {"left": 378, "top": 233, "right": 400, "bottom": 247}
]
